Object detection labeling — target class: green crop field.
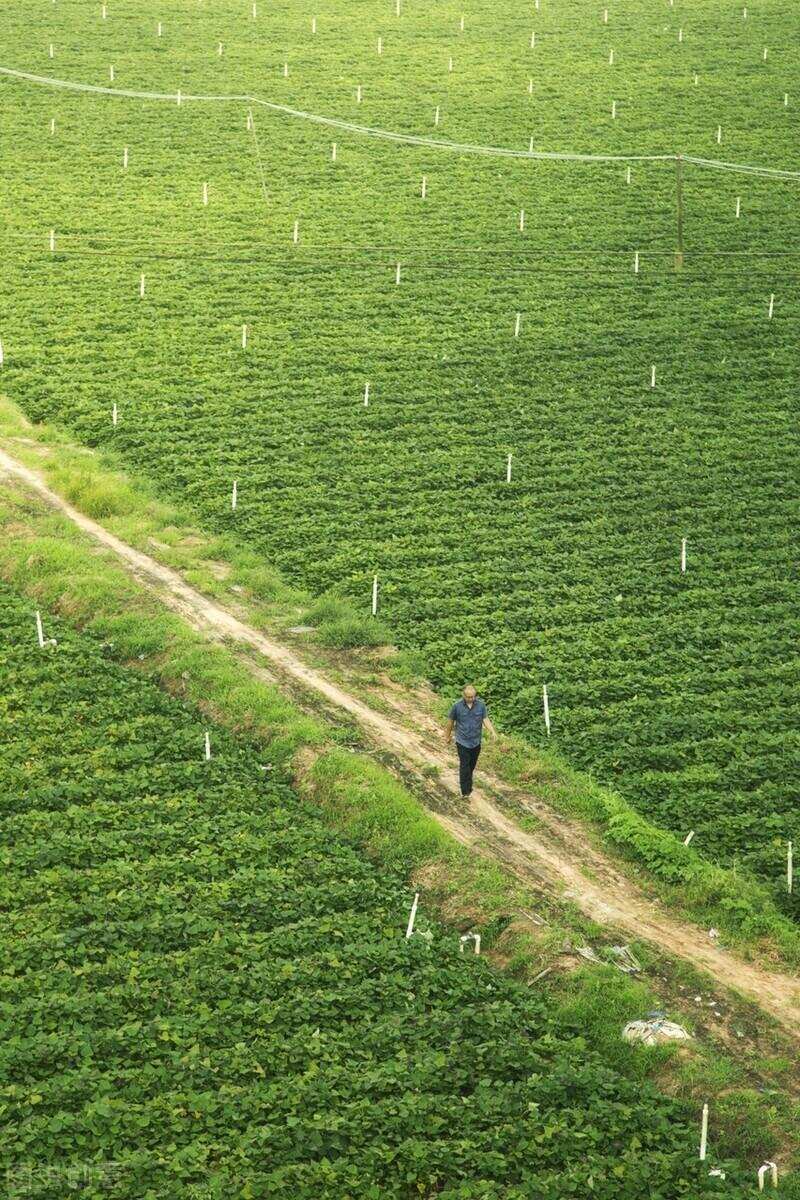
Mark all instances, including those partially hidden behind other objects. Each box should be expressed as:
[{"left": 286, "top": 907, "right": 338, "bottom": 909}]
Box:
[
  {"left": 0, "top": 0, "right": 798, "bottom": 923},
  {"left": 0, "top": 583, "right": 758, "bottom": 1198}
]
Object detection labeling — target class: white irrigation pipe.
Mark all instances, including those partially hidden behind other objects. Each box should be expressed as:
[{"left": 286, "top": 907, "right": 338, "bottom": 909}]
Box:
[
  {"left": 35, "top": 610, "right": 57, "bottom": 648},
  {"left": 699, "top": 1103, "right": 709, "bottom": 1161},
  {"left": 3, "top": 66, "right": 797, "bottom": 177},
  {"left": 405, "top": 892, "right": 419, "bottom": 938}
]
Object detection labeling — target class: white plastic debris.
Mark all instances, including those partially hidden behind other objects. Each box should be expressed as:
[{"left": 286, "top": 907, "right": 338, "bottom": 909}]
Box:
[
  {"left": 610, "top": 945, "right": 642, "bottom": 973},
  {"left": 622, "top": 1017, "right": 692, "bottom": 1046},
  {"left": 459, "top": 932, "right": 481, "bottom": 955}
]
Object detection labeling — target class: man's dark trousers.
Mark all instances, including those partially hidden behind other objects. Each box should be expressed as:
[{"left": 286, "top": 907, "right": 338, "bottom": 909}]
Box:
[{"left": 456, "top": 741, "right": 481, "bottom": 797}]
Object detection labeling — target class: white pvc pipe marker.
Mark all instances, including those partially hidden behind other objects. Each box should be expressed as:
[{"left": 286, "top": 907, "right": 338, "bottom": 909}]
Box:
[
  {"left": 542, "top": 684, "right": 551, "bottom": 736},
  {"left": 758, "top": 1161, "right": 778, "bottom": 1191},
  {"left": 681, "top": 537, "right": 687, "bottom": 574},
  {"left": 363, "top": 381, "right": 370, "bottom": 406},
  {"left": 231, "top": 480, "right": 238, "bottom": 510},
  {"left": 506, "top": 453, "right": 512, "bottom": 483},
  {"left": 36, "top": 611, "right": 56, "bottom": 648},
  {"left": 204, "top": 732, "right": 212, "bottom": 760},
  {"left": 372, "top": 574, "right": 378, "bottom": 615},
  {"left": 0, "top": 338, "right": 4, "bottom": 366},
  {"left": 405, "top": 892, "right": 419, "bottom": 938},
  {"left": 459, "top": 933, "right": 481, "bottom": 954},
  {"left": 788, "top": 841, "right": 794, "bottom": 893},
  {"left": 699, "top": 1103, "right": 709, "bottom": 1161}
]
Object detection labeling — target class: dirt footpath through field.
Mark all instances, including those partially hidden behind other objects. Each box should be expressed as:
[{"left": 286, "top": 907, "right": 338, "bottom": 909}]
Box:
[{"left": 2, "top": 445, "right": 799, "bottom": 1039}]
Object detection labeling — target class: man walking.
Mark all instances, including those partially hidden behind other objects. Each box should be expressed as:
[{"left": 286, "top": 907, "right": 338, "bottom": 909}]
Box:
[{"left": 444, "top": 684, "right": 496, "bottom": 799}]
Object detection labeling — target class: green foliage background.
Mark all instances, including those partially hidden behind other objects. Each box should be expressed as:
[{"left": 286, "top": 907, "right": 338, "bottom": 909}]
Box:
[{"left": 0, "top": 0, "right": 797, "bottom": 912}]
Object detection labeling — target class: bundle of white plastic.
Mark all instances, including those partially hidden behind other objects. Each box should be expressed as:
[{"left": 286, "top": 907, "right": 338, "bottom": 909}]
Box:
[{"left": 622, "top": 1018, "right": 691, "bottom": 1046}]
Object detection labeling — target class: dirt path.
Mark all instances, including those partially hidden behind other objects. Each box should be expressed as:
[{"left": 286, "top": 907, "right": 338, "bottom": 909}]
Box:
[{"left": 2, "top": 445, "right": 799, "bottom": 1037}]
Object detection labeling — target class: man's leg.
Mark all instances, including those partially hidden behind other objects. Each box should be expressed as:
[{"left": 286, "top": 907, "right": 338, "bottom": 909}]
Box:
[
  {"left": 458, "top": 743, "right": 481, "bottom": 797},
  {"left": 457, "top": 743, "right": 472, "bottom": 797},
  {"left": 468, "top": 743, "right": 481, "bottom": 794}
]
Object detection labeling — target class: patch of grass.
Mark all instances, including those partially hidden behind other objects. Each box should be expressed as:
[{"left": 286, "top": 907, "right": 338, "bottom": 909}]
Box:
[
  {"left": 551, "top": 965, "right": 675, "bottom": 1080},
  {"left": 50, "top": 463, "right": 140, "bottom": 519},
  {"left": 714, "top": 1090, "right": 783, "bottom": 1163},
  {"left": 304, "top": 593, "right": 392, "bottom": 648},
  {"left": 309, "top": 748, "right": 451, "bottom": 868}
]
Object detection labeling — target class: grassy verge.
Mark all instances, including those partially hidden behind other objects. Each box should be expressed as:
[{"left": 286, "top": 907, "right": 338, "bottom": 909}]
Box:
[{"left": 1, "top": 453, "right": 799, "bottom": 1176}]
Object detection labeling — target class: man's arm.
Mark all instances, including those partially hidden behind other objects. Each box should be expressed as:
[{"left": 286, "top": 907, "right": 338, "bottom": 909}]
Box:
[
  {"left": 444, "top": 717, "right": 455, "bottom": 743},
  {"left": 483, "top": 715, "right": 497, "bottom": 738}
]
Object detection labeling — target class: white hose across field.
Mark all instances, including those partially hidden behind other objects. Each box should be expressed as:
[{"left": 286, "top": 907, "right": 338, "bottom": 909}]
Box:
[{"left": 2, "top": 65, "right": 799, "bottom": 179}]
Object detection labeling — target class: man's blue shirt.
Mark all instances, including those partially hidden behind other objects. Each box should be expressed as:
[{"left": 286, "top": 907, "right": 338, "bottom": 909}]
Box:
[{"left": 448, "top": 697, "right": 488, "bottom": 748}]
